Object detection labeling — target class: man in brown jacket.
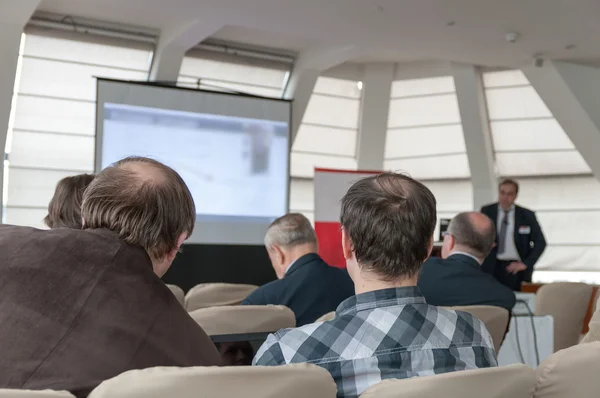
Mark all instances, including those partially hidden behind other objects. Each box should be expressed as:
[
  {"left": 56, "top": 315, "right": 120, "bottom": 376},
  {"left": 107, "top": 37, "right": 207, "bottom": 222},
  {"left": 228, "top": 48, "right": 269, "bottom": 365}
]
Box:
[{"left": 0, "top": 157, "right": 221, "bottom": 396}]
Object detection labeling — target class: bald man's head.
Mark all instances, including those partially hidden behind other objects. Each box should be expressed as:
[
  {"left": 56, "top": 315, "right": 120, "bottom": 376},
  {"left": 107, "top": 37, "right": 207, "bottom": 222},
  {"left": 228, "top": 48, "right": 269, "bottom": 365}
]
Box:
[
  {"left": 81, "top": 157, "right": 195, "bottom": 268},
  {"left": 446, "top": 212, "right": 496, "bottom": 260}
]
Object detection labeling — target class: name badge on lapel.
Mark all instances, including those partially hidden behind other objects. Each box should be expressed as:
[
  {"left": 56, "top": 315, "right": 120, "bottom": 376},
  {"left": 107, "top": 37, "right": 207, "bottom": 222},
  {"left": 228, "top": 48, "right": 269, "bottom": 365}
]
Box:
[{"left": 519, "top": 226, "right": 531, "bottom": 234}]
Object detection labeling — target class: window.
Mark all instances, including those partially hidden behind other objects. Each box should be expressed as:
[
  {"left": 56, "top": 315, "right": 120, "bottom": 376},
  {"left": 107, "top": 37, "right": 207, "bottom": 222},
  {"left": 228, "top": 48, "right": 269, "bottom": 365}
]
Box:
[
  {"left": 3, "top": 28, "right": 153, "bottom": 228},
  {"left": 289, "top": 76, "right": 362, "bottom": 222},
  {"left": 178, "top": 49, "right": 289, "bottom": 98},
  {"left": 385, "top": 76, "right": 473, "bottom": 233},
  {"left": 483, "top": 70, "right": 599, "bottom": 283}
]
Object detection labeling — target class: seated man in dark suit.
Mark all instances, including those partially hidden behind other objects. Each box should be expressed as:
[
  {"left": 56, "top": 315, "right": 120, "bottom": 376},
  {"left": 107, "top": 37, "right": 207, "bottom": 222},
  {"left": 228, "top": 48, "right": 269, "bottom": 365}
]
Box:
[
  {"left": 419, "top": 212, "right": 516, "bottom": 311},
  {"left": 242, "top": 213, "right": 354, "bottom": 326},
  {"left": 0, "top": 157, "right": 221, "bottom": 397}
]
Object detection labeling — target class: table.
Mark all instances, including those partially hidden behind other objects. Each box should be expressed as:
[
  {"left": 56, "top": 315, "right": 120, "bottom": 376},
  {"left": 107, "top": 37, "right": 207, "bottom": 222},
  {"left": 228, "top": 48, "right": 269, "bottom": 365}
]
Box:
[
  {"left": 513, "top": 292, "right": 536, "bottom": 315},
  {"left": 498, "top": 315, "right": 554, "bottom": 368}
]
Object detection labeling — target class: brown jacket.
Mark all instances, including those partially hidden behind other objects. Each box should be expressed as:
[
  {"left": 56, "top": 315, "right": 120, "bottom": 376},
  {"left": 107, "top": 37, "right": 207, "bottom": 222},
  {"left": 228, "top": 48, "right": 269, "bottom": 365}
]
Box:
[{"left": 0, "top": 225, "right": 221, "bottom": 396}]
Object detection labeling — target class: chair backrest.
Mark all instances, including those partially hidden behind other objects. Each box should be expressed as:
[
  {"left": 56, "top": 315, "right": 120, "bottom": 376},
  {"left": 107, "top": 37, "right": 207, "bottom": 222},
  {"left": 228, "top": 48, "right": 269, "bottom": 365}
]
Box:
[
  {"left": 184, "top": 283, "right": 258, "bottom": 311},
  {"left": 444, "top": 305, "right": 509, "bottom": 353},
  {"left": 166, "top": 284, "right": 185, "bottom": 306},
  {"left": 534, "top": 282, "right": 593, "bottom": 351},
  {"left": 0, "top": 391, "right": 75, "bottom": 398},
  {"left": 189, "top": 305, "right": 295, "bottom": 335},
  {"left": 533, "top": 341, "right": 600, "bottom": 398},
  {"left": 88, "top": 364, "right": 337, "bottom": 398},
  {"left": 316, "top": 311, "right": 336, "bottom": 322},
  {"left": 360, "top": 364, "right": 535, "bottom": 398},
  {"left": 581, "top": 291, "right": 600, "bottom": 344}
]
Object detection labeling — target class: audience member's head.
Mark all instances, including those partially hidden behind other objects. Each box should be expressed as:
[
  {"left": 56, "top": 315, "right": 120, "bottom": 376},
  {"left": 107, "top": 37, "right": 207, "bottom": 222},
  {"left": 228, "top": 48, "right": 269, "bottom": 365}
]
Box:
[
  {"left": 264, "top": 213, "right": 318, "bottom": 279},
  {"left": 442, "top": 212, "right": 496, "bottom": 263},
  {"left": 340, "top": 173, "right": 436, "bottom": 290},
  {"left": 44, "top": 174, "right": 95, "bottom": 229},
  {"left": 498, "top": 178, "right": 519, "bottom": 211},
  {"left": 81, "top": 156, "right": 195, "bottom": 277}
]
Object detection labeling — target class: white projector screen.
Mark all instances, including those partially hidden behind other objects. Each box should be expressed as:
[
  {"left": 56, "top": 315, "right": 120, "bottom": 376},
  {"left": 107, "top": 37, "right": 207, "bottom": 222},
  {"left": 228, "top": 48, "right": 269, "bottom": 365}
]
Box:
[{"left": 96, "top": 79, "right": 291, "bottom": 245}]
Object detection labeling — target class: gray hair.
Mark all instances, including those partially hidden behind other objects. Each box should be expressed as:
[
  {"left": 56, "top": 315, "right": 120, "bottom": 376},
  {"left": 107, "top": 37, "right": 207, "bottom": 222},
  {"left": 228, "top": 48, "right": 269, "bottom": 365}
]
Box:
[
  {"left": 264, "top": 213, "right": 317, "bottom": 249},
  {"left": 447, "top": 212, "right": 496, "bottom": 259}
]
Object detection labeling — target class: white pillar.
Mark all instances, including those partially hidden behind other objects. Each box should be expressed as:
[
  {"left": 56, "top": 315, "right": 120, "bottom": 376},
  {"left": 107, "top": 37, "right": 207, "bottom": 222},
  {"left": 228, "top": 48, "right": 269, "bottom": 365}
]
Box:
[
  {"left": 356, "top": 63, "right": 394, "bottom": 170},
  {"left": 284, "top": 45, "right": 360, "bottom": 144},
  {"left": 0, "top": 0, "right": 42, "bottom": 221},
  {"left": 523, "top": 61, "right": 600, "bottom": 182},
  {"left": 452, "top": 63, "right": 497, "bottom": 209},
  {"left": 149, "top": 20, "right": 222, "bottom": 82},
  {"left": 283, "top": 69, "right": 319, "bottom": 143}
]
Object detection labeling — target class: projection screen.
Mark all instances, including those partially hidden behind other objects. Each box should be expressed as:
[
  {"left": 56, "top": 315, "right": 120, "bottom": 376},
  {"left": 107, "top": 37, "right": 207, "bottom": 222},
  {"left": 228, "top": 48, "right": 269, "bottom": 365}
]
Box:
[{"left": 95, "top": 79, "right": 291, "bottom": 245}]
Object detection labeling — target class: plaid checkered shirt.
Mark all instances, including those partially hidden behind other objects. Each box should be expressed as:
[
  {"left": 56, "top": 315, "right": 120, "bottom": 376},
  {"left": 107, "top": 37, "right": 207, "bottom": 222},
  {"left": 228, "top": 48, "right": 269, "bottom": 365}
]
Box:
[{"left": 253, "top": 286, "right": 497, "bottom": 398}]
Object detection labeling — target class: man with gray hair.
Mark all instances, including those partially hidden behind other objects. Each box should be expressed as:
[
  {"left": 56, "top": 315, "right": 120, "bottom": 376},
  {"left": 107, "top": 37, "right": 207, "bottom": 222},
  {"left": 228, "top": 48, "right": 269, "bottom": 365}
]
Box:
[
  {"left": 418, "top": 212, "right": 516, "bottom": 311},
  {"left": 242, "top": 213, "right": 354, "bottom": 326}
]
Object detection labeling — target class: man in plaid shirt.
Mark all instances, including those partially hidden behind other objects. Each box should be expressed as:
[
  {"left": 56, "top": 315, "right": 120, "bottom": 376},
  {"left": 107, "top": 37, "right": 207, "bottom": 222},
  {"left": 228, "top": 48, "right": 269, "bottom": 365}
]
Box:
[{"left": 254, "top": 173, "right": 497, "bottom": 398}]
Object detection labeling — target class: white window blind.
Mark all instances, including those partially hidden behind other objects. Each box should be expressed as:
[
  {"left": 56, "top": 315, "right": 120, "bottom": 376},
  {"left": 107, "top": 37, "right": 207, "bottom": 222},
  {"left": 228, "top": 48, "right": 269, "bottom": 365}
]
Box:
[
  {"left": 4, "top": 29, "right": 153, "bottom": 228},
  {"left": 290, "top": 76, "right": 362, "bottom": 222},
  {"left": 483, "top": 70, "right": 599, "bottom": 283},
  {"left": 385, "top": 76, "right": 470, "bottom": 180}
]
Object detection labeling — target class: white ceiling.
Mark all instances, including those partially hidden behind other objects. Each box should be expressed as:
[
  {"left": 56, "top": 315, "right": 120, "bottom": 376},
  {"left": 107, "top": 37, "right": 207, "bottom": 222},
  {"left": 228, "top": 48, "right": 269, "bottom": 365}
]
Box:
[{"left": 37, "top": 0, "right": 600, "bottom": 67}]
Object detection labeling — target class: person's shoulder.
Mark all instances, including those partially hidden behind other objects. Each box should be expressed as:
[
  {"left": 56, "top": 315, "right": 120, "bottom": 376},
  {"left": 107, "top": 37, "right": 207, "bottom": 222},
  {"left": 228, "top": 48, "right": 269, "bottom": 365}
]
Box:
[
  {"left": 275, "top": 317, "right": 338, "bottom": 348},
  {"left": 480, "top": 203, "right": 497, "bottom": 212},
  {"left": 516, "top": 204, "right": 536, "bottom": 216},
  {"left": 243, "top": 278, "right": 285, "bottom": 303},
  {"left": 437, "top": 307, "right": 495, "bottom": 344}
]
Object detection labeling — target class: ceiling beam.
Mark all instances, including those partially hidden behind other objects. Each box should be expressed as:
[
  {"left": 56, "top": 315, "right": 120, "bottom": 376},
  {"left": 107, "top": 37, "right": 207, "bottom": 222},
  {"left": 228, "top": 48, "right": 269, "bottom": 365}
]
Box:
[
  {"left": 284, "top": 45, "right": 361, "bottom": 143},
  {"left": 452, "top": 63, "right": 497, "bottom": 210},
  {"left": 524, "top": 61, "right": 600, "bottom": 183},
  {"left": 149, "top": 20, "right": 223, "bottom": 82}
]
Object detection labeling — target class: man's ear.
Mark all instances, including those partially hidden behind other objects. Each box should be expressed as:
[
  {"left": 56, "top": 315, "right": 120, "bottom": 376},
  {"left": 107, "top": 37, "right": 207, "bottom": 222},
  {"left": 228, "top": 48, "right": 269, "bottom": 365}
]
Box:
[
  {"left": 166, "top": 233, "right": 187, "bottom": 263},
  {"left": 341, "top": 227, "right": 354, "bottom": 260},
  {"left": 272, "top": 244, "right": 285, "bottom": 264}
]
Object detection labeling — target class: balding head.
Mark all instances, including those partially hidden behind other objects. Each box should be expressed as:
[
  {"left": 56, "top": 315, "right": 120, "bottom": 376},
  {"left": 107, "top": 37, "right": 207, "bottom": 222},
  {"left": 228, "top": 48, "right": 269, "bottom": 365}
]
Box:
[
  {"left": 443, "top": 212, "right": 496, "bottom": 262},
  {"left": 81, "top": 156, "right": 195, "bottom": 276}
]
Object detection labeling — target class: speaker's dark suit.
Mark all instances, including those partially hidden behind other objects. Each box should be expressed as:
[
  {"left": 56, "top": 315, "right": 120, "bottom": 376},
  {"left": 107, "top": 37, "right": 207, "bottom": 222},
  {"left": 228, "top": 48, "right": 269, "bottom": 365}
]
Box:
[
  {"left": 418, "top": 253, "right": 516, "bottom": 311},
  {"left": 242, "top": 253, "right": 354, "bottom": 326},
  {"left": 481, "top": 203, "right": 547, "bottom": 290}
]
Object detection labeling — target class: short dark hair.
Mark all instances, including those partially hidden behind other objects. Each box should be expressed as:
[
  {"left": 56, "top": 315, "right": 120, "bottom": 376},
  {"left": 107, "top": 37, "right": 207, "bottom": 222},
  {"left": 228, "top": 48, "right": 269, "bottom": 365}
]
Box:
[
  {"left": 81, "top": 157, "right": 195, "bottom": 260},
  {"left": 44, "top": 174, "right": 95, "bottom": 229},
  {"left": 265, "top": 213, "right": 317, "bottom": 249},
  {"left": 340, "top": 173, "right": 437, "bottom": 281},
  {"left": 447, "top": 212, "right": 496, "bottom": 259},
  {"left": 499, "top": 178, "right": 519, "bottom": 194}
]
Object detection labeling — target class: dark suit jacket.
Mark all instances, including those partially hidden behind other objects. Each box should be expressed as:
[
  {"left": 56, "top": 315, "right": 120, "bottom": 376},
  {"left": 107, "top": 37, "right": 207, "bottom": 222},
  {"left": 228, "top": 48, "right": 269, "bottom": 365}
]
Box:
[
  {"left": 418, "top": 254, "right": 516, "bottom": 311},
  {"left": 0, "top": 225, "right": 221, "bottom": 397},
  {"left": 242, "top": 253, "right": 354, "bottom": 326},
  {"left": 481, "top": 203, "right": 547, "bottom": 282}
]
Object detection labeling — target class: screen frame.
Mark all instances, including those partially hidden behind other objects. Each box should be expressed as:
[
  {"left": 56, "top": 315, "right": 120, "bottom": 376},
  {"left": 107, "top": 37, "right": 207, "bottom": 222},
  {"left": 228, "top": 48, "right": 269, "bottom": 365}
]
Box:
[{"left": 94, "top": 77, "right": 293, "bottom": 224}]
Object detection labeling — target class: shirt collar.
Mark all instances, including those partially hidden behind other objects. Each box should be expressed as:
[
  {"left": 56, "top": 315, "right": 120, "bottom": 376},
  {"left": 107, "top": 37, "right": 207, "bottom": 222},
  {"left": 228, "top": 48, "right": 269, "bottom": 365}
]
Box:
[
  {"left": 336, "top": 286, "right": 425, "bottom": 316},
  {"left": 498, "top": 204, "right": 515, "bottom": 214},
  {"left": 448, "top": 251, "right": 482, "bottom": 265}
]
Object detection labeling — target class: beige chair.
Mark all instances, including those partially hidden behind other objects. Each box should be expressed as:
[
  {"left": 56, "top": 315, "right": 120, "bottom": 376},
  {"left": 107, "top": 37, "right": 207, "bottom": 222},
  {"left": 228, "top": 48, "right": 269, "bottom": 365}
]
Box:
[
  {"left": 166, "top": 284, "right": 185, "bottom": 306},
  {"left": 360, "top": 364, "right": 535, "bottom": 398},
  {"left": 189, "top": 305, "right": 295, "bottom": 335},
  {"left": 534, "top": 282, "right": 593, "bottom": 351},
  {"left": 0, "top": 391, "right": 75, "bottom": 398},
  {"left": 316, "top": 311, "right": 336, "bottom": 322},
  {"left": 445, "top": 305, "right": 509, "bottom": 353},
  {"left": 581, "top": 292, "right": 600, "bottom": 344},
  {"left": 533, "top": 341, "right": 600, "bottom": 398},
  {"left": 184, "top": 283, "right": 258, "bottom": 311},
  {"left": 88, "top": 364, "right": 337, "bottom": 398}
]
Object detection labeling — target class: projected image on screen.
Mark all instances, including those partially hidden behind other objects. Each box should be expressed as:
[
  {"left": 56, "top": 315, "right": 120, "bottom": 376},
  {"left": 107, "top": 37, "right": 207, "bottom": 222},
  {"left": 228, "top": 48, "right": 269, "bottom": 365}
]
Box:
[{"left": 101, "top": 103, "right": 288, "bottom": 223}]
